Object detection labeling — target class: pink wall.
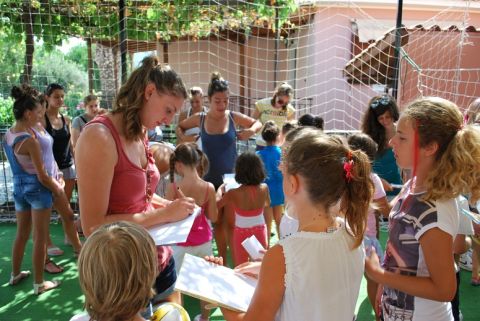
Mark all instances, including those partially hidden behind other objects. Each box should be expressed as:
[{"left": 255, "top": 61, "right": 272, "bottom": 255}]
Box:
[{"left": 138, "top": 3, "right": 480, "bottom": 129}]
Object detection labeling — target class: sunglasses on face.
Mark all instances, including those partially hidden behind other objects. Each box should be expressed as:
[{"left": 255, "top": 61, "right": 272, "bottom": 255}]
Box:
[
  {"left": 370, "top": 95, "right": 391, "bottom": 109},
  {"left": 277, "top": 99, "right": 288, "bottom": 107}
]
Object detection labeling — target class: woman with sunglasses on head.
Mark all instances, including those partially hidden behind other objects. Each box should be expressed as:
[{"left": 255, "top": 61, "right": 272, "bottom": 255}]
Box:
[
  {"left": 361, "top": 94, "right": 402, "bottom": 194},
  {"left": 252, "top": 83, "right": 296, "bottom": 151},
  {"left": 177, "top": 72, "right": 262, "bottom": 264},
  {"left": 76, "top": 56, "right": 196, "bottom": 305}
]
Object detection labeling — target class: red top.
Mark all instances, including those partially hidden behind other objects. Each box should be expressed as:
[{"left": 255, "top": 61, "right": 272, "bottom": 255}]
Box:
[{"left": 87, "top": 115, "right": 171, "bottom": 269}]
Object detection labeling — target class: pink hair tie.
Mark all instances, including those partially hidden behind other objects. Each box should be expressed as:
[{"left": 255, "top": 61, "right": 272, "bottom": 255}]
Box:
[{"left": 344, "top": 151, "right": 354, "bottom": 183}]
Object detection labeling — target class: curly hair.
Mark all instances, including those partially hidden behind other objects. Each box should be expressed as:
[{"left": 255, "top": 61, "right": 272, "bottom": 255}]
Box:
[
  {"left": 78, "top": 222, "right": 157, "bottom": 321},
  {"left": 285, "top": 131, "right": 374, "bottom": 248},
  {"left": 404, "top": 97, "right": 480, "bottom": 203},
  {"left": 361, "top": 94, "right": 400, "bottom": 154},
  {"left": 113, "top": 55, "right": 187, "bottom": 141}
]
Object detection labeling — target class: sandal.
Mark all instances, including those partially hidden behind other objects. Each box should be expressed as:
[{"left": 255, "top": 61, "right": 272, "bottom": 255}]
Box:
[
  {"left": 47, "top": 246, "right": 64, "bottom": 256},
  {"left": 33, "top": 280, "right": 61, "bottom": 295},
  {"left": 9, "top": 271, "right": 31, "bottom": 286},
  {"left": 44, "top": 259, "right": 64, "bottom": 274}
]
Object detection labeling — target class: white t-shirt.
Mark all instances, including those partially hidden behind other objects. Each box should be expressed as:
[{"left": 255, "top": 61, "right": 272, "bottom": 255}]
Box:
[
  {"left": 382, "top": 183, "right": 458, "bottom": 321},
  {"left": 366, "top": 173, "right": 387, "bottom": 238},
  {"left": 456, "top": 196, "right": 474, "bottom": 236},
  {"left": 255, "top": 98, "right": 295, "bottom": 146},
  {"left": 275, "top": 219, "right": 365, "bottom": 321}
]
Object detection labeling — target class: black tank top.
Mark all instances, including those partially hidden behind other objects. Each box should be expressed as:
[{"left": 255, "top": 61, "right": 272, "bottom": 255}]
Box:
[{"left": 45, "top": 114, "right": 73, "bottom": 169}]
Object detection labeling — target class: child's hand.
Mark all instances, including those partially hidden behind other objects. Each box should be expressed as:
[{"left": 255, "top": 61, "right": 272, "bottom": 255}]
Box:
[
  {"left": 364, "top": 247, "right": 383, "bottom": 282},
  {"left": 234, "top": 261, "right": 262, "bottom": 279},
  {"left": 57, "top": 175, "right": 65, "bottom": 189},
  {"left": 204, "top": 255, "right": 224, "bottom": 266},
  {"left": 380, "top": 178, "right": 393, "bottom": 192},
  {"left": 164, "top": 188, "right": 195, "bottom": 222}
]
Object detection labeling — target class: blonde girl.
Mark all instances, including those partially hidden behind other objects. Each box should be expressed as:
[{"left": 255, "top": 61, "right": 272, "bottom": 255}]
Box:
[
  {"left": 70, "top": 221, "right": 157, "bottom": 321},
  {"left": 217, "top": 129, "right": 373, "bottom": 321},
  {"left": 365, "top": 97, "right": 480, "bottom": 321}
]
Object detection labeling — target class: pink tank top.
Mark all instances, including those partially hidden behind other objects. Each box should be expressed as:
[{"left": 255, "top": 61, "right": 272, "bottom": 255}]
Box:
[
  {"left": 234, "top": 186, "right": 265, "bottom": 228},
  {"left": 173, "top": 182, "right": 212, "bottom": 247},
  {"left": 87, "top": 115, "right": 172, "bottom": 268}
]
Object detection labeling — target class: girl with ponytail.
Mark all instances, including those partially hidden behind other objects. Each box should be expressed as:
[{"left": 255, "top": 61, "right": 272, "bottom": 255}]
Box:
[
  {"left": 218, "top": 128, "right": 374, "bottom": 321},
  {"left": 166, "top": 143, "right": 217, "bottom": 321},
  {"left": 365, "top": 97, "right": 480, "bottom": 321}
]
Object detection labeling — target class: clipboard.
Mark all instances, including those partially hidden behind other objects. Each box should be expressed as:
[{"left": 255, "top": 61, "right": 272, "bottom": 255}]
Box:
[
  {"left": 175, "top": 254, "right": 257, "bottom": 312},
  {"left": 148, "top": 207, "right": 201, "bottom": 245}
]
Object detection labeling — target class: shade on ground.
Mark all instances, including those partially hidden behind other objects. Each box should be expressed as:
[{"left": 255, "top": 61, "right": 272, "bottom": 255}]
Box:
[{"left": 0, "top": 223, "right": 478, "bottom": 321}]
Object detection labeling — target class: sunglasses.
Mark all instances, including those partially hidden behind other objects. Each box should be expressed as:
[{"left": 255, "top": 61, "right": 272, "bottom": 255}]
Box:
[
  {"left": 370, "top": 95, "right": 391, "bottom": 109},
  {"left": 276, "top": 98, "right": 288, "bottom": 107}
]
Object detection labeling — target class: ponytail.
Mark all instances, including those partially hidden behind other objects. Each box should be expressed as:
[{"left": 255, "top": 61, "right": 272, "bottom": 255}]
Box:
[
  {"left": 425, "top": 125, "right": 480, "bottom": 202},
  {"left": 170, "top": 142, "right": 209, "bottom": 181},
  {"left": 196, "top": 147, "right": 209, "bottom": 178},
  {"left": 285, "top": 130, "right": 373, "bottom": 248},
  {"left": 341, "top": 149, "right": 374, "bottom": 248},
  {"left": 404, "top": 97, "right": 480, "bottom": 202}
]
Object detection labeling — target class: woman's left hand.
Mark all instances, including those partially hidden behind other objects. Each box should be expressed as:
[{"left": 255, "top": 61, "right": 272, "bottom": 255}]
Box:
[{"left": 236, "top": 128, "right": 254, "bottom": 141}]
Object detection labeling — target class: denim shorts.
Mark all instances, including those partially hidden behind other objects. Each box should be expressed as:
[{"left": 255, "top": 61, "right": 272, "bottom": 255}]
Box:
[
  {"left": 60, "top": 165, "right": 76, "bottom": 180},
  {"left": 13, "top": 175, "right": 53, "bottom": 211}
]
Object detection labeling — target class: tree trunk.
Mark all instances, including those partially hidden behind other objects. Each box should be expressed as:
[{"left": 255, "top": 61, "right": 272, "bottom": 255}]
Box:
[
  {"left": 87, "top": 38, "right": 94, "bottom": 93},
  {"left": 21, "top": 1, "right": 34, "bottom": 84},
  {"left": 94, "top": 44, "right": 117, "bottom": 109}
]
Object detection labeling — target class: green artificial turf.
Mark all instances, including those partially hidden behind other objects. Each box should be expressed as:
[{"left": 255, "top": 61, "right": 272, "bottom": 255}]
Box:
[{"left": 0, "top": 223, "right": 478, "bottom": 321}]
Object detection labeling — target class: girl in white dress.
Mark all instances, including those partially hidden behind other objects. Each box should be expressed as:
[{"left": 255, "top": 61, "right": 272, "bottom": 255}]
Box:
[{"left": 218, "top": 127, "right": 374, "bottom": 321}]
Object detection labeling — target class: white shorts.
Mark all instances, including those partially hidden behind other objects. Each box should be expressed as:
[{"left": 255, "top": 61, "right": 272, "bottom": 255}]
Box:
[{"left": 171, "top": 241, "right": 213, "bottom": 273}]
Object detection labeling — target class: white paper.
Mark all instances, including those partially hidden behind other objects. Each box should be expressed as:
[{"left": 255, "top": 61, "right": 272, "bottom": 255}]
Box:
[
  {"left": 175, "top": 254, "right": 257, "bottom": 312},
  {"left": 148, "top": 207, "right": 200, "bottom": 245},
  {"left": 223, "top": 173, "right": 240, "bottom": 192},
  {"left": 461, "top": 208, "right": 480, "bottom": 224},
  {"left": 241, "top": 235, "right": 265, "bottom": 261}
]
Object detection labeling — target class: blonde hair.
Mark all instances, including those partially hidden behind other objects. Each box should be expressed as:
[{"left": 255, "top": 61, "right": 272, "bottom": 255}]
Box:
[
  {"left": 403, "top": 97, "right": 480, "bottom": 202},
  {"left": 78, "top": 222, "right": 157, "bottom": 321},
  {"left": 113, "top": 56, "right": 187, "bottom": 140},
  {"left": 284, "top": 130, "right": 373, "bottom": 247}
]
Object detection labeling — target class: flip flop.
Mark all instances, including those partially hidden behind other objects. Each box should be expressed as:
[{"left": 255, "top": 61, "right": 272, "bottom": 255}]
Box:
[
  {"left": 44, "top": 259, "right": 64, "bottom": 274},
  {"left": 9, "top": 271, "right": 31, "bottom": 286},
  {"left": 33, "top": 280, "right": 61, "bottom": 295},
  {"left": 47, "top": 246, "right": 64, "bottom": 256}
]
